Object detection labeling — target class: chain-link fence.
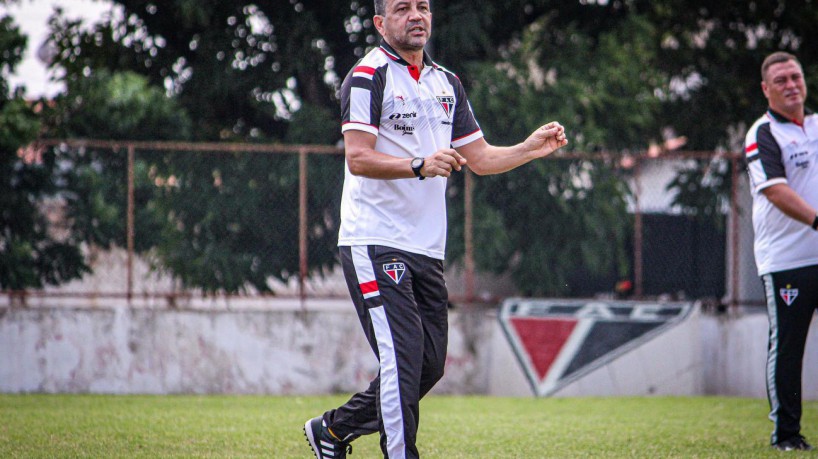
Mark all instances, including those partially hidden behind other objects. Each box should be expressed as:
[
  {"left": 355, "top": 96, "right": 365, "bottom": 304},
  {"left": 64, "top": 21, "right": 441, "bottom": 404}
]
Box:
[{"left": 5, "top": 139, "right": 750, "bottom": 308}]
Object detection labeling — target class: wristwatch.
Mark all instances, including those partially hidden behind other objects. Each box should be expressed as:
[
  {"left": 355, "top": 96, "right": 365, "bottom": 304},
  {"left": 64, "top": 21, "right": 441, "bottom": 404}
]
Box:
[
  {"left": 411, "top": 157, "right": 425, "bottom": 180},
  {"left": 812, "top": 215, "right": 818, "bottom": 231}
]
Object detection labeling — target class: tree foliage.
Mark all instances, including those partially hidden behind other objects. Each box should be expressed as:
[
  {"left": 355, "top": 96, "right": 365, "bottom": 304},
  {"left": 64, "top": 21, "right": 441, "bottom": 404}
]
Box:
[
  {"left": 40, "top": 3, "right": 349, "bottom": 293},
  {"left": 446, "top": 9, "right": 662, "bottom": 295},
  {"left": 41, "top": 70, "right": 191, "bottom": 253},
  {"left": 644, "top": 0, "right": 818, "bottom": 149},
  {"left": 0, "top": 14, "right": 88, "bottom": 289},
  {"left": 45, "top": 0, "right": 377, "bottom": 141},
  {"left": 7, "top": 0, "right": 818, "bottom": 295}
]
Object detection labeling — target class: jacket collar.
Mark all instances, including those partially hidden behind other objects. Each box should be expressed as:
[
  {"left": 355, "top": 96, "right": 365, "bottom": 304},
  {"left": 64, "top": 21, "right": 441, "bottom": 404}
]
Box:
[
  {"left": 379, "top": 40, "right": 438, "bottom": 69},
  {"left": 767, "top": 107, "right": 813, "bottom": 125}
]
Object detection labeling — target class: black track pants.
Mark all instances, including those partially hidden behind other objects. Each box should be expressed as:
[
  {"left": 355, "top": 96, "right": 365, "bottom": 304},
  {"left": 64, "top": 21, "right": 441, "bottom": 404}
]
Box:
[
  {"left": 326, "top": 245, "right": 449, "bottom": 459},
  {"left": 763, "top": 264, "right": 818, "bottom": 445}
]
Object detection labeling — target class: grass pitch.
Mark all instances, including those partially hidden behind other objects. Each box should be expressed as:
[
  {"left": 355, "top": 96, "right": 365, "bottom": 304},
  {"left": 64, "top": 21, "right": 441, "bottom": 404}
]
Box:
[{"left": 1, "top": 394, "right": 816, "bottom": 458}]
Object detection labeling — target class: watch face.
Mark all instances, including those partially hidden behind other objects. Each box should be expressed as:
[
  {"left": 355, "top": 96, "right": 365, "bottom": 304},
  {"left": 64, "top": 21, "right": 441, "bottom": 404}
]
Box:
[{"left": 411, "top": 157, "right": 425, "bottom": 180}]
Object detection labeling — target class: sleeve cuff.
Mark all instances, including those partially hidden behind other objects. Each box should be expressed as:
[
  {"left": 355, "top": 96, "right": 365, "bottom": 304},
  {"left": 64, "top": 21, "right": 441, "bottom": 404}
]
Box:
[
  {"left": 451, "top": 129, "right": 483, "bottom": 148},
  {"left": 754, "top": 177, "right": 788, "bottom": 194},
  {"left": 342, "top": 122, "right": 379, "bottom": 137}
]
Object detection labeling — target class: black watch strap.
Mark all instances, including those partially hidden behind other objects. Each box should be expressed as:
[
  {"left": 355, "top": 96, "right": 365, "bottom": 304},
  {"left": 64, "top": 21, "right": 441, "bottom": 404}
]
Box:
[
  {"left": 411, "top": 157, "right": 425, "bottom": 180},
  {"left": 812, "top": 215, "right": 818, "bottom": 230}
]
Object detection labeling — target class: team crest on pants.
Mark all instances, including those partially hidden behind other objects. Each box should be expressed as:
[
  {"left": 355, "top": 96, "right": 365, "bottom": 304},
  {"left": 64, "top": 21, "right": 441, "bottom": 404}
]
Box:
[
  {"left": 384, "top": 263, "right": 406, "bottom": 284},
  {"left": 780, "top": 286, "right": 799, "bottom": 306}
]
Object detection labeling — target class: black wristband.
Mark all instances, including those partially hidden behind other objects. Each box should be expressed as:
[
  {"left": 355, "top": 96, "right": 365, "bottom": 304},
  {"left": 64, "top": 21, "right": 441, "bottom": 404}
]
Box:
[{"left": 812, "top": 215, "right": 818, "bottom": 231}]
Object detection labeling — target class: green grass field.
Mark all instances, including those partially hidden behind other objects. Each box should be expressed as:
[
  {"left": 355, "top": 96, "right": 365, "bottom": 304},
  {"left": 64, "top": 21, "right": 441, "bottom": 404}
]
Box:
[{"left": 1, "top": 394, "right": 816, "bottom": 458}]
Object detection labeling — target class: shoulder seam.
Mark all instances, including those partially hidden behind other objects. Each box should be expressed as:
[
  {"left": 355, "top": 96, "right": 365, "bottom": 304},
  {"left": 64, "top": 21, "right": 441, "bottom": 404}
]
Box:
[{"left": 358, "top": 48, "right": 390, "bottom": 69}]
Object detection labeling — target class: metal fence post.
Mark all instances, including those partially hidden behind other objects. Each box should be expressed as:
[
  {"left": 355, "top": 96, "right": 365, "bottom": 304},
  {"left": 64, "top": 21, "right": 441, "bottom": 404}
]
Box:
[
  {"left": 464, "top": 169, "right": 475, "bottom": 304},
  {"left": 633, "top": 157, "right": 644, "bottom": 299},
  {"left": 299, "top": 148, "right": 309, "bottom": 309},
  {"left": 127, "top": 144, "right": 135, "bottom": 304},
  {"left": 729, "top": 153, "right": 740, "bottom": 308}
]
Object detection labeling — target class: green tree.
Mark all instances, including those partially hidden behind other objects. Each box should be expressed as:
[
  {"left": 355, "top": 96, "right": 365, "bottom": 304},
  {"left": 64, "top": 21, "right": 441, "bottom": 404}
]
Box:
[
  {"left": 644, "top": 0, "right": 818, "bottom": 150},
  {"left": 43, "top": 69, "right": 192, "bottom": 252},
  {"left": 41, "top": 68, "right": 342, "bottom": 294},
  {"left": 36, "top": 0, "right": 818, "bottom": 296},
  {"left": 451, "top": 0, "right": 818, "bottom": 294},
  {"left": 446, "top": 14, "right": 660, "bottom": 295},
  {"left": 39, "top": 2, "right": 356, "bottom": 293},
  {"left": 642, "top": 0, "right": 818, "bottom": 224},
  {"left": 0, "top": 15, "right": 88, "bottom": 290},
  {"left": 45, "top": 1, "right": 376, "bottom": 142}
]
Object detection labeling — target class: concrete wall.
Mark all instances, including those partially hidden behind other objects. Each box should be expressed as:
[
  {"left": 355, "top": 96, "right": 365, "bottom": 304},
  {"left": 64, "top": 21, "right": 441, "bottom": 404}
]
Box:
[
  {"left": 726, "top": 172, "right": 765, "bottom": 305},
  {"left": 3, "top": 302, "right": 818, "bottom": 398},
  {"left": 0, "top": 303, "right": 491, "bottom": 395}
]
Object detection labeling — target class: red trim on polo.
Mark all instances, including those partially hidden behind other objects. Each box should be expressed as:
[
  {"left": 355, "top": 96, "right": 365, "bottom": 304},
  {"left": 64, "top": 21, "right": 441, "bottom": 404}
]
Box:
[
  {"left": 453, "top": 128, "right": 481, "bottom": 142},
  {"left": 379, "top": 47, "right": 400, "bottom": 61},
  {"left": 408, "top": 65, "right": 420, "bottom": 82}
]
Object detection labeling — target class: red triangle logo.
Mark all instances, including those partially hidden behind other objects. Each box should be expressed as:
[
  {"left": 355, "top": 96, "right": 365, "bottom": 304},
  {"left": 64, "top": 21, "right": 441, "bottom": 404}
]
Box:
[
  {"left": 500, "top": 299, "right": 691, "bottom": 396},
  {"left": 509, "top": 317, "right": 578, "bottom": 381}
]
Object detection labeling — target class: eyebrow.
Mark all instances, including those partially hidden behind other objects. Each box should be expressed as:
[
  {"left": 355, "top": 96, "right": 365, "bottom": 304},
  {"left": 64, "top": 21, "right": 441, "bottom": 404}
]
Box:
[{"left": 391, "top": 1, "right": 429, "bottom": 9}]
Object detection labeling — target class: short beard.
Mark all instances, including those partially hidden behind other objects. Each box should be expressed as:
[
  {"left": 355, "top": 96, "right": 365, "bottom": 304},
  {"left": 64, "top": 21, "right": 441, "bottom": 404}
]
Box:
[{"left": 388, "top": 34, "right": 426, "bottom": 52}]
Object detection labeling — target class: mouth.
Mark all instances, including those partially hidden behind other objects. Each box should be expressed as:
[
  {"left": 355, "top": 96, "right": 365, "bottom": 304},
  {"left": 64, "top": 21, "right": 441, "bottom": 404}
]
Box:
[{"left": 408, "top": 25, "right": 425, "bottom": 35}]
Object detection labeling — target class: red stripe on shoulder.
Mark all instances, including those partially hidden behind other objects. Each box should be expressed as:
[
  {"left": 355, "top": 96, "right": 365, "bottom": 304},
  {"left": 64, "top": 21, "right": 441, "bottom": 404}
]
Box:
[
  {"left": 354, "top": 66, "right": 376, "bottom": 75},
  {"left": 745, "top": 143, "right": 757, "bottom": 153}
]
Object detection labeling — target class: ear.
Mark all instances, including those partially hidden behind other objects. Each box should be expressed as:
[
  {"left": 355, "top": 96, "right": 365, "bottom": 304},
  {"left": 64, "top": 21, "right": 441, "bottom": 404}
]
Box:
[
  {"left": 373, "top": 15, "right": 385, "bottom": 36},
  {"left": 761, "top": 81, "right": 769, "bottom": 99}
]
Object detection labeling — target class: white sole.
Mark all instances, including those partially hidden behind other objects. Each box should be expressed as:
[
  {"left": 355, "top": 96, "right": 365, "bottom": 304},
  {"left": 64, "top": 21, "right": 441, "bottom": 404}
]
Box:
[{"left": 304, "top": 419, "right": 321, "bottom": 458}]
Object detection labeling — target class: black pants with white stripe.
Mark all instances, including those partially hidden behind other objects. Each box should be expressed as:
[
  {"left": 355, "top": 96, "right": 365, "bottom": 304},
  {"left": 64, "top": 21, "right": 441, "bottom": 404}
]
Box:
[
  {"left": 324, "top": 245, "right": 449, "bottom": 459},
  {"left": 763, "top": 264, "right": 818, "bottom": 445}
]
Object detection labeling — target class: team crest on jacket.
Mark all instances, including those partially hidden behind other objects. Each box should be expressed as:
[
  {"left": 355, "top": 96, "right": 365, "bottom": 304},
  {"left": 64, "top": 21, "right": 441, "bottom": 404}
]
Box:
[
  {"left": 780, "top": 286, "right": 799, "bottom": 306},
  {"left": 384, "top": 263, "right": 406, "bottom": 284},
  {"left": 436, "top": 95, "right": 454, "bottom": 117},
  {"left": 499, "top": 298, "right": 691, "bottom": 396}
]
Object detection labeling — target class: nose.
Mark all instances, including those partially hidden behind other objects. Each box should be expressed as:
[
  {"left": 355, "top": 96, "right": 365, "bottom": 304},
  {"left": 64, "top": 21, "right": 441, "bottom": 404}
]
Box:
[{"left": 408, "top": 5, "right": 423, "bottom": 20}]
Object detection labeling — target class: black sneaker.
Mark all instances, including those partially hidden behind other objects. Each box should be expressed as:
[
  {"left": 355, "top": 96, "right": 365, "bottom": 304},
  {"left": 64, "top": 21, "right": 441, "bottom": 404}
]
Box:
[
  {"left": 773, "top": 435, "right": 815, "bottom": 451},
  {"left": 304, "top": 416, "right": 352, "bottom": 458}
]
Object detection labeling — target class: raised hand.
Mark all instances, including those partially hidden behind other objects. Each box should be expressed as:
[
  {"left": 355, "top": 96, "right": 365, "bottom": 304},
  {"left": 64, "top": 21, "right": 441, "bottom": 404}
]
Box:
[{"left": 522, "top": 122, "right": 568, "bottom": 158}]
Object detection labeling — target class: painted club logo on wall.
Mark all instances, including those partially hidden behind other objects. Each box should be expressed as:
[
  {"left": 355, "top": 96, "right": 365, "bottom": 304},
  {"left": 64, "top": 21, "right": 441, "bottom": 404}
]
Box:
[
  {"left": 383, "top": 263, "right": 406, "bottom": 284},
  {"left": 499, "top": 299, "right": 691, "bottom": 396}
]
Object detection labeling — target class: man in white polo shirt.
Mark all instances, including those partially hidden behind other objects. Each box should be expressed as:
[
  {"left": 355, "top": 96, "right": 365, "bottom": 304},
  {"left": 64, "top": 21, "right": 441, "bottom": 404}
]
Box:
[
  {"left": 745, "top": 51, "right": 818, "bottom": 452},
  {"left": 304, "top": 0, "right": 567, "bottom": 458}
]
